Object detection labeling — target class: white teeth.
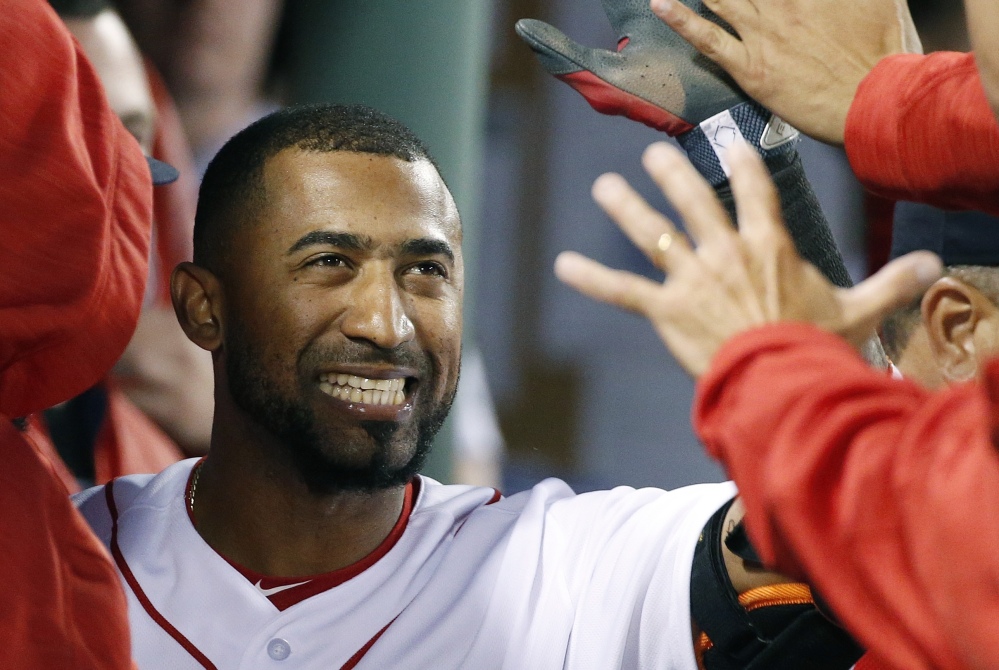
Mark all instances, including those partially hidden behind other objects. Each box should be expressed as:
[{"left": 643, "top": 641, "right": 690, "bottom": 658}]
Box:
[{"left": 319, "top": 374, "right": 407, "bottom": 405}]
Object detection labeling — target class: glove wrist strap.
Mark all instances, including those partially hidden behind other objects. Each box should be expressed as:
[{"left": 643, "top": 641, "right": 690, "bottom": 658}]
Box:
[{"left": 677, "top": 101, "right": 800, "bottom": 187}]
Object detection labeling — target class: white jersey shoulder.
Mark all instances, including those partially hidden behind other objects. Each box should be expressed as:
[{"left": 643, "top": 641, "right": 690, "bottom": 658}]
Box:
[{"left": 75, "top": 459, "right": 735, "bottom": 669}]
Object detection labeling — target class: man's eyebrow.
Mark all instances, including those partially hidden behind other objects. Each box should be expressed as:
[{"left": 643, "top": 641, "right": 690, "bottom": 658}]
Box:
[
  {"left": 286, "top": 231, "right": 371, "bottom": 255},
  {"left": 400, "top": 238, "right": 455, "bottom": 262}
]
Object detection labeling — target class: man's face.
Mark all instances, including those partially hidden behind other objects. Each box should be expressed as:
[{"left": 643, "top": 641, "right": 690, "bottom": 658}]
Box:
[{"left": 220, "top": 149, "right": 463, "bottom": 493}]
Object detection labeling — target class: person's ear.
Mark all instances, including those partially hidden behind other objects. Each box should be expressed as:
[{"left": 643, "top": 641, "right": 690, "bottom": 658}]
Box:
[
  {"left": 171, "top": 262, "right": 224, "bottom": 352},
  {"left": 921, "top": 277, "right": 990, "bottom": 382}
]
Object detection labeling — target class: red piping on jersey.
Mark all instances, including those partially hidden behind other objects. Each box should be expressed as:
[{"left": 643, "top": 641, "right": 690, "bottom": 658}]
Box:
[
  {"left": 222, "top": 478, "right": 421, "bottom": 611},
  {"left": 106, "top": 480, "right": 219, "bottom": 670},
  {"left": 340, "top": 616, "right": 399, "bottom": 670}
]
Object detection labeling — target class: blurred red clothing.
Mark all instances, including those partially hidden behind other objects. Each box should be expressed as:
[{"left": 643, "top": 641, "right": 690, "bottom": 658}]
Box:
[
  {"left": 0, "top": 1, "right": 152, "bottom": 666},
  {"left": 144, "top": 62, "right": 197, "bottom": 308},
  {"left": 845, "top": 51, "right": 999, "bottom": 215},
  {"left": 696, "top": 324, "right": 999, "bottom": 670}
]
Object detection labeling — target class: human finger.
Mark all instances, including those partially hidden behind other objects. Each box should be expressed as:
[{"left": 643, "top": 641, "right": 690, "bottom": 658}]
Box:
[
  {"left": 650, "top": 0, "right": 746, "bottom": 73},
  {"left": 554, "top": 251, "right": 663, "bottom": 315},
  {"left": 591, "top": 171, "right": 694, "bottom": 272},
  {"left": 727, "top": 141, "right": 784, "bottom": 245},
  {"left": 641, "top": 142, "right": 733, "bottom": 246},
  {"left": 838, "top": 251, "right": 943, "bottom": 337}
]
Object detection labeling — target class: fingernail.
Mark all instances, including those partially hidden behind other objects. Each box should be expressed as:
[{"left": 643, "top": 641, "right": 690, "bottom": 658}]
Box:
[
  {"left": 651, "top": 0, "right": 672, "bottom": 14},
  {"left": 591, "top": 172, "right": 621, "bottom": 199},
  {"left": 643, "top": 141, "right": 674, "bottom": 161}
]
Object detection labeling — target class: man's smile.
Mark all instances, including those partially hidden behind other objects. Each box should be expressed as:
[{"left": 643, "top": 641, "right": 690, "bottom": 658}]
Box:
[{"left": 318, "top": 372, "right": 407, "bottom": 406}]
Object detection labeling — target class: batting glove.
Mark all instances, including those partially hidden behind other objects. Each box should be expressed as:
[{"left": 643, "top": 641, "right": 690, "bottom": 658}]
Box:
[{"left": 515, "top": 0, "right": 800, "bottom": 186}]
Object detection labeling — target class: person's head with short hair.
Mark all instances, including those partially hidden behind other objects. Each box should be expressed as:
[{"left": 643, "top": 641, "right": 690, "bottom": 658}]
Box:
[
  {"left": 53, "top": 0, "right": 156, "bottom": 152},
  {"left": 881, "top": 204, "right": 999, "bottom": 388},
  {"left": 172, "top": 104, "right": 462, "bottom": 495}
]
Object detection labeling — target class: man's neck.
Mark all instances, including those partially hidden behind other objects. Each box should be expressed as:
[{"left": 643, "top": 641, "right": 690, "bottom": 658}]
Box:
[{"left": 190, "top": 438, "right": 408, "bottom": 578}]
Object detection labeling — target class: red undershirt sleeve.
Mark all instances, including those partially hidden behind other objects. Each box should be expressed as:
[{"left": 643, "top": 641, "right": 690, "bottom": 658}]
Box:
[
  {"left": 692, "top": 322, "right": 999, "bottom": 670},
  {"left": 844, "top": 52, "right": 999, "bottom": 215},
  {"left": 0, "top": 0, "right": 153, "bottom": 418}
]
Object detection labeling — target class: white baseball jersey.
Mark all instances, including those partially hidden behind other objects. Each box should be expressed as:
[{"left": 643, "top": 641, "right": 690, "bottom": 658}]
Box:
[{"left": 75, "top": 459, "right": 735, "bottom": 669}]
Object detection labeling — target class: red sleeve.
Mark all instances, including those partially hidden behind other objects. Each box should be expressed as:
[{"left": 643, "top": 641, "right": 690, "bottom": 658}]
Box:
[
  {"left": 693, "top": 322, "right": 999, "bottom": 670},
  {"left": 0, "top": 422, "right": 132, "bottom": 668},
  {"left": 845, "top": 52, "right": 999, "bottom": 214},
  {"left": 0, "top": 0, "right": 152, "bottom": 418}
]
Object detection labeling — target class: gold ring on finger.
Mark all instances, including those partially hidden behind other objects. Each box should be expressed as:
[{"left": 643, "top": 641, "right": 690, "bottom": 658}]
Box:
[{"left": 658, "top": 232, "right": 674, "bottom": 255}]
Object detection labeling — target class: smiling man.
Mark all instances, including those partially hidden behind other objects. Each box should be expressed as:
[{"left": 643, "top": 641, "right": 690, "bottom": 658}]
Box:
[{"left": 74, "top": 104, "right": 858, "bottom": 669}]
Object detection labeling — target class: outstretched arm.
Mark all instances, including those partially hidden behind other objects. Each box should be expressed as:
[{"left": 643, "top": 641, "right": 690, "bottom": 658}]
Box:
[
  {"left": 556, "top": 142, "right": 999, "bottom": 669},
  {"left": 652, "top": 0, "right": 999, "bottom": 214},
  {"left": 516, "top": 0, "right": 885, "bottom": 365}
]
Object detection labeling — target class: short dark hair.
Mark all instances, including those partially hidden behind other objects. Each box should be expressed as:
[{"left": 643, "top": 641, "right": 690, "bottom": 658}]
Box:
[
  {"left": 194, "top": 104, "right": 440, "bottom": 273},
  {"left": 881, "top": 265, "right": 999, "bottom": 360}
]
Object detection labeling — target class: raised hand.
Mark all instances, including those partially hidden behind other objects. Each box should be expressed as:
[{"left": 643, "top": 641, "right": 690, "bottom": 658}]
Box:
[
  {"left": 515, "top": 0, "right": 746, "bottom": 136},
  {"left": 650, "top": 0, "right": 921, "bottom": 145},
  {"left": 516, "top": 0, "right": 803, "bottom": 189},
  {"left": 555, "top": 142, "right": 942, "bottom": 378}
]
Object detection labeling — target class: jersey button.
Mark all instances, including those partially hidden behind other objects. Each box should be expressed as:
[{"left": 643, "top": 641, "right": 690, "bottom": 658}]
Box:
[{"left": 267, "top": 638, "right": 291, "bottom": 661}]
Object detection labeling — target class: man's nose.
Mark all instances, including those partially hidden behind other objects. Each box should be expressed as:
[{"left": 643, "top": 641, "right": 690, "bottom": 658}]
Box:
[{"left": 339, "top": 269, "right": 416, "bottom": 349}]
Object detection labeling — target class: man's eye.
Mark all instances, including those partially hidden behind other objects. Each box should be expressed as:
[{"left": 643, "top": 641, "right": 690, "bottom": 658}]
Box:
[
  {"left": 407, "top": 261, "right": 448, "bottom": 278},
  {"left": 307, "top": 254, "right": 347, "bottom": 268}
]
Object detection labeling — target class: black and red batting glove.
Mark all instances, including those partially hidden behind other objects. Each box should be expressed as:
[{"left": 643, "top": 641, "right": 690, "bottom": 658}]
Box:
[{"left": 515, "top": 0, "right": 799, "bottom": 187}]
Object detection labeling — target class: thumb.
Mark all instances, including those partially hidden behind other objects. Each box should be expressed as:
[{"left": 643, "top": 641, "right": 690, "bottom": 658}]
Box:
[
  {"left": 839, "top": 251, "right": 943, "bottom": 336},
  {"left": 515, "top": 19, "right": 608, "bottom": 76}
]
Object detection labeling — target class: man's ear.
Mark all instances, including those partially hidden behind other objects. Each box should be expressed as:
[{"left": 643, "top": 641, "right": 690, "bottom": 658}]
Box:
[
  {"left": 171, "top": 262, "right": 224, "bottom": 352},
  {"left": 921, "top": 277, "right": 989, "bottom": 382}
]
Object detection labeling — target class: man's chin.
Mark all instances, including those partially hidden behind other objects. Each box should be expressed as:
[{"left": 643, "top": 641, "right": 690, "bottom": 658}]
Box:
[
  {"left": 290, "top": 448, "right": 428, "bottom": 496},
  {"left": 280, "top": 424, "right": 428, "bottom": 496}
]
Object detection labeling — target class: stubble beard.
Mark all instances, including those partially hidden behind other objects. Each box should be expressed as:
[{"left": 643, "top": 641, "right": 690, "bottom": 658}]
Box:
[{"left": 224, "top": 333, "right": 456, "bottom": 496}]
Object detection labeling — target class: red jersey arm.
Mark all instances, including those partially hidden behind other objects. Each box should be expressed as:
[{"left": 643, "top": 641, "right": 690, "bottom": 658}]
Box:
[
  {"left": 693, "top": 323, "right": 999, "bottom": 670},
  {"left": 845, "top": 52, "right": 999, "bottom": 215},
  {"left": 0, "top": 0, "right": 152, "bottom": 418}
]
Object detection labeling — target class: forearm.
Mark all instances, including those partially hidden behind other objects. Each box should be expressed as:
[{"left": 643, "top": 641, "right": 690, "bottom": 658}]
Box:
[
  {"left": 694, "top": 322, "right": 999, "bottom": 669},
  {"left": 845, "top": 52, "right": 999, "bottom": 214},
  {"left": 0, "top": 0, "right": 152, "bottom": 416}
]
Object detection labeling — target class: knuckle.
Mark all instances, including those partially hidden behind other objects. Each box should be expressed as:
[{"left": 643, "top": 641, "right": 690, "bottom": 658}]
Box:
[{"left": 697, "top": 27, "right": 724, "bottom": 58}]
